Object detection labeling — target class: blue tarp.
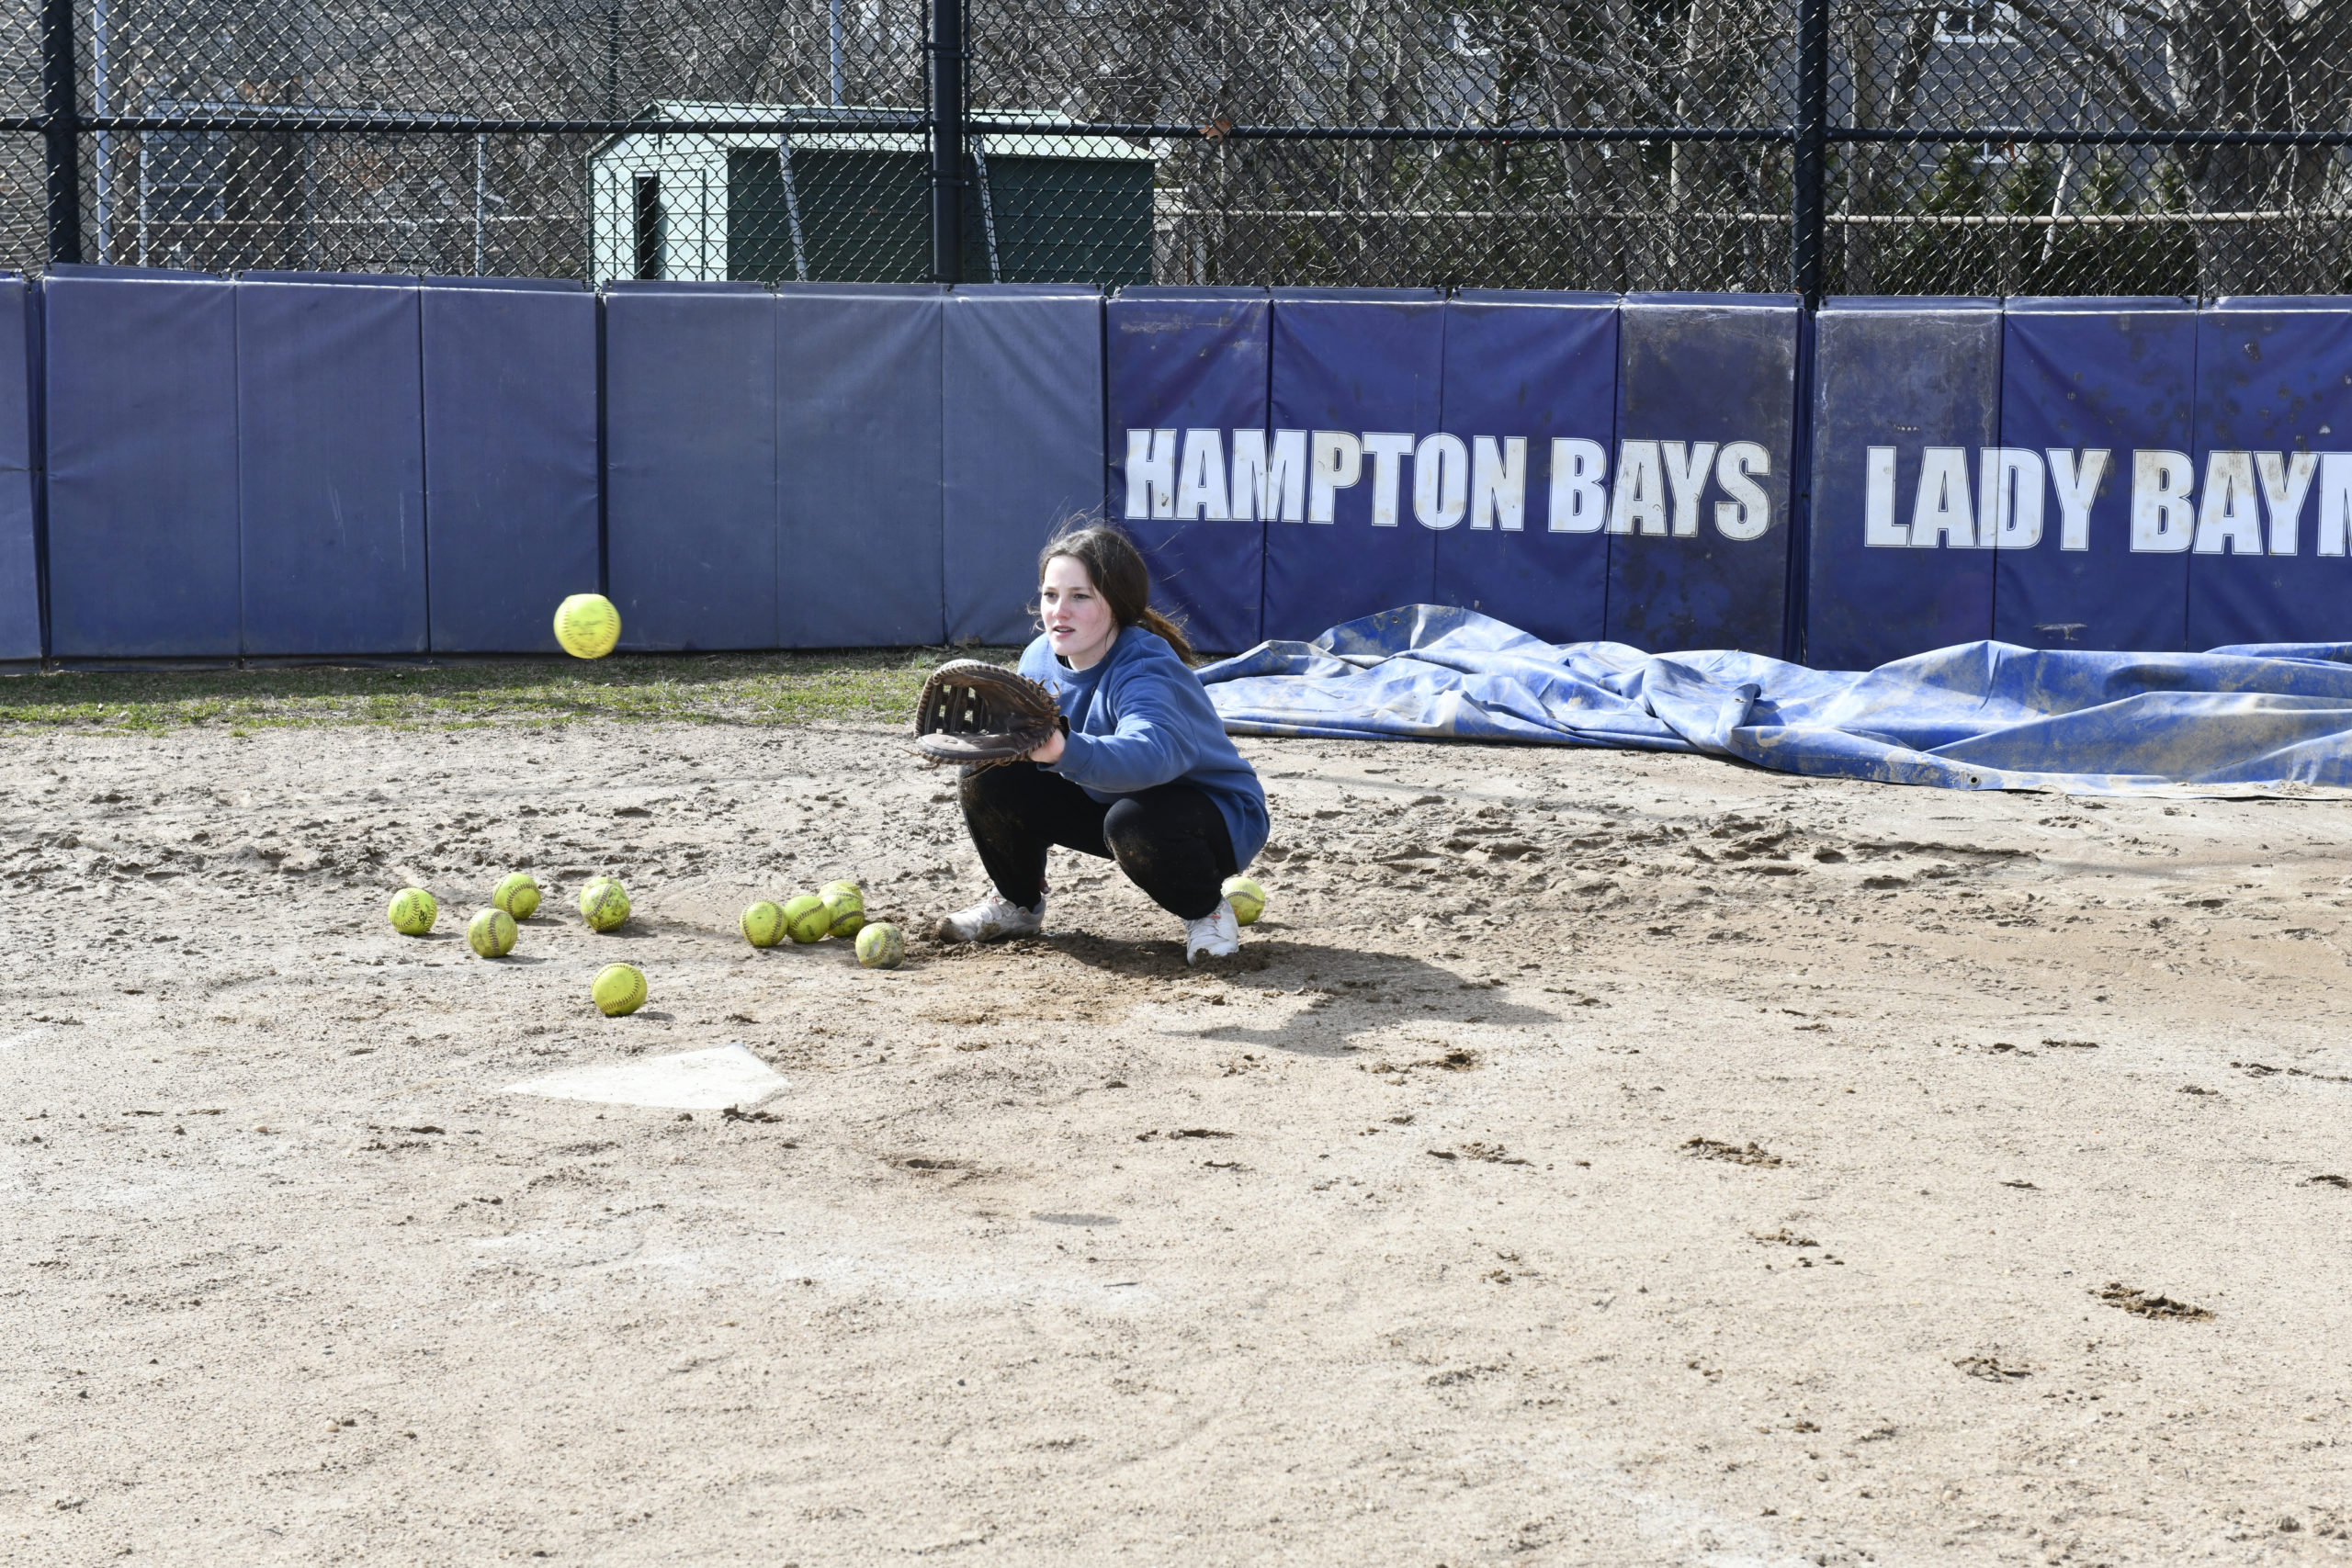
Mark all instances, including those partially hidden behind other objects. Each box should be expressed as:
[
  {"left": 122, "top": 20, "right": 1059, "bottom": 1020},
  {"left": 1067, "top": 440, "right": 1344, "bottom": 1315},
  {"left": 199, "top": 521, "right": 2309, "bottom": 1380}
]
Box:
[{"left": 1199, "top": 604, "right": 2352, "bottom": 794}]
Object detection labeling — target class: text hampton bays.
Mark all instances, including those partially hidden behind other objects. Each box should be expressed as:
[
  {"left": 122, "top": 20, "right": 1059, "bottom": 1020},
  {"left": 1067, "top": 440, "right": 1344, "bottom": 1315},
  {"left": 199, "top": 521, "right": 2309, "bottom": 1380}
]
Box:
[{"left": 1124, "top": 429, "right": 1774, "bottom": 538}]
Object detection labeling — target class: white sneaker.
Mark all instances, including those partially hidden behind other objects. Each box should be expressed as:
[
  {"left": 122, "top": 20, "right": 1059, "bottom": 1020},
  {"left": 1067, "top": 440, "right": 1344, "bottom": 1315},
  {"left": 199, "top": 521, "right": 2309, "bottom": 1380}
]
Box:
[
  {"left": 1185, "top": 899, "right": 1241, "bottom": 964},
  {"left": 935, "top": 891, "right": 1045, "bottom": 943}
]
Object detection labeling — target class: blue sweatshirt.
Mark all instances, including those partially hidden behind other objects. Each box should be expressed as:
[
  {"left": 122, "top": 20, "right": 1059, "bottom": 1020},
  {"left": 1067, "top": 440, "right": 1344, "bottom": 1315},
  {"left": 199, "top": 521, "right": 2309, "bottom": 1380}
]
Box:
[{"left": 1020, "top": 627, "right": 1270, "bottom": 869}]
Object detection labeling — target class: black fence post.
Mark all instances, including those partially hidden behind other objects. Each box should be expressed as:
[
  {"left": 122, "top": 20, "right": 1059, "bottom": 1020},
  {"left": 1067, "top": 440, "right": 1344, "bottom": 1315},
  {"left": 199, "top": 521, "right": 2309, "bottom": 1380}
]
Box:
[
  {"left": 1791, "top": 0, "right": 1829, "bottom": 305},
  {"left": 41, "top": 0, "right": 80, "bottom": 266},
  {"left": 928, "top": 0, "right": 964, "bottom": 284}
]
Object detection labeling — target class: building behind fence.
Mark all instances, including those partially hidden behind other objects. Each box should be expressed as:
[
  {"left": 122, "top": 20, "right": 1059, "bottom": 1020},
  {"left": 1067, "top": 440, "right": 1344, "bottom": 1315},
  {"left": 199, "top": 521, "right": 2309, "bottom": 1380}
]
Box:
[{"left": 0, "top": 0, "right": 2346, "bottom": 299}]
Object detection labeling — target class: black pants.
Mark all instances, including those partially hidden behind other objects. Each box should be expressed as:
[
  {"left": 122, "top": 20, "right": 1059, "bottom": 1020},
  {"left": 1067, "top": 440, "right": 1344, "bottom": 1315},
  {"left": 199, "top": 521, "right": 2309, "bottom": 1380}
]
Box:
[{"left": 960, "top": 762, "right": 1238, "bottom": 921}]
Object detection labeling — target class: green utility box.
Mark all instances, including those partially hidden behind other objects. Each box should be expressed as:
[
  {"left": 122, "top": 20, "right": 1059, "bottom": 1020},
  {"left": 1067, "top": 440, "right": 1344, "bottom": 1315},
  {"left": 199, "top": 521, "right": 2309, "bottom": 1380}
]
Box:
[{"left": 591, "top": 103, "right": 1156, "bottom": 287}]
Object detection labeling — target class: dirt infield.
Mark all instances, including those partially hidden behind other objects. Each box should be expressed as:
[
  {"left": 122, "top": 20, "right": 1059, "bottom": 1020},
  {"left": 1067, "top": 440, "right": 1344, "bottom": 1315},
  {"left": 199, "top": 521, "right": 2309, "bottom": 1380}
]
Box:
[{"left": 6, "top": 716, "right": 2350, "bottom": 1564}]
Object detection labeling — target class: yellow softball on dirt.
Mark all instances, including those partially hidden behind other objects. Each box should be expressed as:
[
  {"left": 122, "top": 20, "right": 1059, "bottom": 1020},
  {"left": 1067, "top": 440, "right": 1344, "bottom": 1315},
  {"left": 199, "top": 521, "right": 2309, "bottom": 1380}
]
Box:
[
  {"left": 782, "top": 894, "right": 831, "bottom": 944},
  {"left": 467, "top": 907, "right": 518, "bottom": 958},
  {"left": 854, "top": 921, "right": 906, "bottom": 970},
  {"left": 592, "top": 963, "right": 647, "bottom": 1017},
  {"left": 821, "top": 888, "right": 866, "bottom": 939},
  {"left": 579, "top": 876, "right": 630, "bottom": 932},
  {"left": 387, "top": 886, "right": 437, "bottom": 936},
  {"left": 741, "top": 899, "right": 786, "bottom": 948},
  {"left": 492, "top": 872, "right": 541, "bottom": 920},
  {"left": 553, "top": 592, "right": 621, "bottom": 659},
  {"left": 1222, "top": 874, "right": 1266, "bottom": 926},
  {"left": 820, "top": 879, "right": 862, "bottom": 900}
]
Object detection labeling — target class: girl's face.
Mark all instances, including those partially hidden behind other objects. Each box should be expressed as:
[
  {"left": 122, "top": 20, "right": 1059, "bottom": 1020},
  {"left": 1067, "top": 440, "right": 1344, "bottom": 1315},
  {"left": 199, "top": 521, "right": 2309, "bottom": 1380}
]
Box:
[{"left": 1040, "top": 555, "right": 1118, "bottom": 670}]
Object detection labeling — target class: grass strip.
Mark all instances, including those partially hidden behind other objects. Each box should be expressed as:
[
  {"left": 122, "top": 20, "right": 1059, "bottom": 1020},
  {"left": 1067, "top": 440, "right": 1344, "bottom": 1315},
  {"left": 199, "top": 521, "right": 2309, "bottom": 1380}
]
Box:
[{"left": 0, "top": 648, "right": 1021, "bottom": 733}]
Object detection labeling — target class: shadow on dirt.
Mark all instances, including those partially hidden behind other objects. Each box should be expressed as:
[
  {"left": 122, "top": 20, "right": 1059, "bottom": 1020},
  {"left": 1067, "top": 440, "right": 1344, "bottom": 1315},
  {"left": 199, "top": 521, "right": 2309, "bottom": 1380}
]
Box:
[{"left": 1041, "top": 931, "right": 1558, "bottom": 1058}]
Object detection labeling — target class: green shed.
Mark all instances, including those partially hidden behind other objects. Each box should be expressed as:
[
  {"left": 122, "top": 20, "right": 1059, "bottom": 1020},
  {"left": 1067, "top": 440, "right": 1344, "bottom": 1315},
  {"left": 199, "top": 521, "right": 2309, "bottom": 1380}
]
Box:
[{"left": 590, "top": 103, "right": 1157, "bottom": 288}]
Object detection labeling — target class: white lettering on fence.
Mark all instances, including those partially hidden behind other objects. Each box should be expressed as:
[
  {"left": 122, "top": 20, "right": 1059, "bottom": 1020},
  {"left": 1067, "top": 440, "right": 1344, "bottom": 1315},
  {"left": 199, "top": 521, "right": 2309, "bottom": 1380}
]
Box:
[
  {"left": 2258, "top": 451, "right": 2317, "bottom": 556},
  {"left": 2048, "top": 447, "right": 2108, "bottom": 552},
  {"left": 1859, "top": 444, "right": 2348, "bottom": 556},
  {"left": 1549, "top": 438, "right": 1609, "bottom": 534},
  {"left": 1470, "top": 436, "right": 1526, "bottom": 532},
  {"left": 1714, "top": 444, "right": 1773, "bottom": 541},
  {"left": 1983, "top": 448, "right": 2045, "bottom": 550},
  {"left": 1124, "top": 427, "right": 1770, "bottom": 539}
]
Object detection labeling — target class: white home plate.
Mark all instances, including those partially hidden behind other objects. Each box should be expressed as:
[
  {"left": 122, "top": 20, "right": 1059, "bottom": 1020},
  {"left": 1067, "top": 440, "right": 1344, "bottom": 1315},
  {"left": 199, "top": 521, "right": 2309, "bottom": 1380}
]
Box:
[{"left": 505, "top": 1043, "right": 786, "bottom": 1111}]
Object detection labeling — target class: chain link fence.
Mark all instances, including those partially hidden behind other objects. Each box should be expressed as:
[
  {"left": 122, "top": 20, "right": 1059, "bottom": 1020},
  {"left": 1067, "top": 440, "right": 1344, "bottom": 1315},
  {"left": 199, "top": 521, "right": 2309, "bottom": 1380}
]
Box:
[{"left": 4, "top": 0, "right": 2348, "bottom": 297}]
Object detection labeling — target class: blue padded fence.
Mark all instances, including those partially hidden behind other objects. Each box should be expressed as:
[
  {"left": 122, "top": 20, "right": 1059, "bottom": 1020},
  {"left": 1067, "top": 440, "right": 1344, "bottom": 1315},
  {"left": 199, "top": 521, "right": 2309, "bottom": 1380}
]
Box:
[
  {"left": 1264, "top": 288, "right": 1447, "bottom": 642},
  {"left": 236, "top": 273, "right": 430, "bottom": 657},
  {"left": 943, "top": 284, "right": 1104, "bottom": 646},
  {"left": 1430, "top": 290, "right": 1617, "bottom": 646},
  {"left": 2186, "top": 298, "right": 2352, "bottom": 653},
  {"left": 1607, "top": 294, "right": 1801, "bottom": 658},
  {"left": 421, "top": 277, "right": 600, "bottom": 656},
  {"left": 0, "top": 276, "right": 37, "bottom": 662},
  {"left": 777, "top": 283, "right": 946, "bottom": 649},
  {"left": 1805, "top": 298, "right": 2003, "bottom": 671},
  {"left": 604, "top": 281, "right": 778, "bottom": 652},
  {"left": 44, "top": 267, "right": 242, "bottom": 660},
  {"left": 1106, "top": 286, "right": 1271, "bottom": 656},
  {"left": 21, "top": 271, "right": 2352, "bottom": 667},
  {"left": 1992, "top": 298, "right": 2199, "bottom": 655}
]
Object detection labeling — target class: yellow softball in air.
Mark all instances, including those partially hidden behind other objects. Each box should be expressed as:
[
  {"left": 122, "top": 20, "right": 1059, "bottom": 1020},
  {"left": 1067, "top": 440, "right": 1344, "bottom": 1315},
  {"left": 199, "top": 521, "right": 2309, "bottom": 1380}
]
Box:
[
  {"left": 492, "top": 872, "right": 541, "bottom": 920},
  {"left": 580, "top": 876, "right": 631, "bottom": 932},
  {"left": 782, "top": 894, "right": 831, "bottom": 944},
  {"left": 553, "top": 593, "right": 621, "bottom": 659},
  {"left": 854, "top": 921, "right": 905, "bottom": 970},
  {"left": 592, "top": 963, "right": 647, "bottom": 1017},
  {"left": 467, "top": 907, "right": 518, "bottom": 958},
  {"left": 387, "top": 886, "right": 437, "bottom": 936},
  {"left": 741, "top": 900, "right": 786, "bottom": 948},
  {"left": 821, "top": 888, "right": 866, "bottom": 939},
  {"left": 1222, "top": 874, "right": 1266, "bottom": 926}
]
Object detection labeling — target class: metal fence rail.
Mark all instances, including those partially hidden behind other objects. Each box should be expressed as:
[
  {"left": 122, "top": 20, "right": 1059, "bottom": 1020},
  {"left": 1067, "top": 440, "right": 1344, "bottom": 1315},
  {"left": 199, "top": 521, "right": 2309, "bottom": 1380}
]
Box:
[{"left": 5, "top": 0, "right": 2349, "bottom": 299}]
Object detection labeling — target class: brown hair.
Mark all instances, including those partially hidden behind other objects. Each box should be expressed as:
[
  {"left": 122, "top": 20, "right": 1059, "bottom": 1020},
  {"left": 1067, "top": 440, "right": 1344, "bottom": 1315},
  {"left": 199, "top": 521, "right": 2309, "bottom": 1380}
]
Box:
[{"left": 1035, "top": 521, "right": 1196, "bottom": 664}]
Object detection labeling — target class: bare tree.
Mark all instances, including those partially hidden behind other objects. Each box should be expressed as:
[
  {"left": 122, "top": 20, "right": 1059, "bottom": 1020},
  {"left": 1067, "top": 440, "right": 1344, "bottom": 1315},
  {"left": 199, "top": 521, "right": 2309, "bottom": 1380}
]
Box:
[{"left": 2000, "top": 0, "right": 2352, "bottom": 290}]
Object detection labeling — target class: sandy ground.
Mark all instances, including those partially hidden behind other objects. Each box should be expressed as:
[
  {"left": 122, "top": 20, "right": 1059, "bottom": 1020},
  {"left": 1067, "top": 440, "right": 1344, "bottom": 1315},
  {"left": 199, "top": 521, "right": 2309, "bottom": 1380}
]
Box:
[{"left": 5, "top": 717, "right": 2351, "bottom": 1566}]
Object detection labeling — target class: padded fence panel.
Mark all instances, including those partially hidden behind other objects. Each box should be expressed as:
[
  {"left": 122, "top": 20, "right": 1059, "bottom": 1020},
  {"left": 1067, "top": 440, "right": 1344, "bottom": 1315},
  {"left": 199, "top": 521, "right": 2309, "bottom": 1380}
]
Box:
[
  {"left": 1431, "top": 290, "right": 1617, "bottom": 644},
  {"left": 0, "top": 278, "right": 36, "bottom": 660},
  {"left": 604, "top": 282, "right": 778, "bottom": 651},
  {"left": 2186, "top": 299, "right": 2352, "bottom": 649},
  {"left": 1995, "top": 299, "right": 2197, "bottom": 654},
  {"left": 777, "top": 284, "right": 944, "bottom": 649},
  {"left": 1106, "top": 287, "right": 1269, "bottom": 655},
  {"left": 43, "top": 270, "right": 242, "bottom": 659},
  {"left": 421, "top": 276, "right": 585, "bottom": 293},
  {"left": 1266, "top": 289, "right": 1445, "bottom": 641},
  {"left": 1607, "top": 295, "right": 1800, "bottom": 656},
  {"left": 1805, "top": 299, "right": 2002, "bottom": 671},
  {"left": 237, "top": 276, "right": 428, "bottom": 656},
  {"left": 420, "top": 280, "right": 599, "bottom": 653},
  {"left": 943, "top": 285, "right": 1105, "bottom": 647}
]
